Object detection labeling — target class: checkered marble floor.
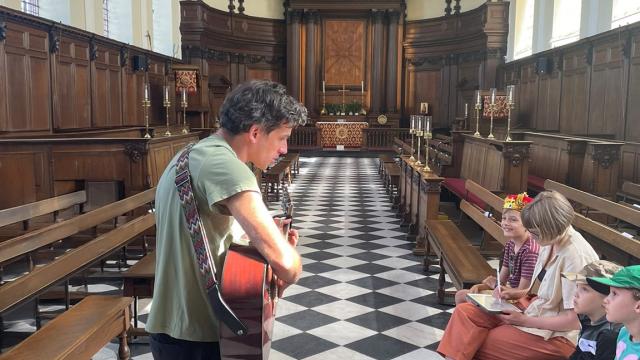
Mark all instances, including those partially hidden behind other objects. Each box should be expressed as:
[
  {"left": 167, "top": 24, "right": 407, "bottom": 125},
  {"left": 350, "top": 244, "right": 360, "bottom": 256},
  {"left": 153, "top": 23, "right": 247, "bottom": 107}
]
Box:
[{"left": 269, "top": 156, "right": 452, "bottom": 360}]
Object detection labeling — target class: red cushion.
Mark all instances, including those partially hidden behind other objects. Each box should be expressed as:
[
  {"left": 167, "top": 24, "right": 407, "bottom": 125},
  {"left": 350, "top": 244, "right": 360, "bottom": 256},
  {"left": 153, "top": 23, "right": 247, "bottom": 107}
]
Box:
[
  {"left": 443, "top": 178, "right": 486, "bottom": 209},
  {"left": 528, "top": 175, "right": 546, "bottom": 191}
]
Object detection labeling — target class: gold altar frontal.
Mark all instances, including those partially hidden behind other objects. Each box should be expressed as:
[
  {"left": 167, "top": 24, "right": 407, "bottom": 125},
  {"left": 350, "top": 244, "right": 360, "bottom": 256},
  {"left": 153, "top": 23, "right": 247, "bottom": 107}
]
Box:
[{"left": 316, "top": 121, "right": 369, "bottom": 148}]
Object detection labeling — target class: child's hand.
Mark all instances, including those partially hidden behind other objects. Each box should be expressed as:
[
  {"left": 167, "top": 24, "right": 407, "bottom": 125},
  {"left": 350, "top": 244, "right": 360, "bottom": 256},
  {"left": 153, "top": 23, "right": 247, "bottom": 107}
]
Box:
[
  {"left": 482, "top": 276, "right": 497, "bottom": 289},
  {"left": 500, "top": 288, "right": 527, "bottom": 301},
  {"left": 497, "top": 311, "right": 528, "bottom": 326}
]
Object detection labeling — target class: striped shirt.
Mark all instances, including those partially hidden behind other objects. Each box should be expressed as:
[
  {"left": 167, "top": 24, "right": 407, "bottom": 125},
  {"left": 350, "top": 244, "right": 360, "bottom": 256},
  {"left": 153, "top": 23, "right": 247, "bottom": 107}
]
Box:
[{"left": 502, "top": 235, "right": 540, "bottom": 288}]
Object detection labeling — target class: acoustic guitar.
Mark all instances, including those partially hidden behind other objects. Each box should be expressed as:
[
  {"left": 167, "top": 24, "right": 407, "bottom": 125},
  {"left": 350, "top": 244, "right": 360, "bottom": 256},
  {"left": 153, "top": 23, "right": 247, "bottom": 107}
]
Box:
[{"left": 219, "top": 186, "right": 293, "bottom": 360}]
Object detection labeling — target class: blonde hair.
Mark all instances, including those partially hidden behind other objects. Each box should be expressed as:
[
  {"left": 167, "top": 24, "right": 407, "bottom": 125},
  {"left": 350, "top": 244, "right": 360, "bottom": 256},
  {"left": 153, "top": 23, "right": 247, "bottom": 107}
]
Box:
[{"left": 521, "top": 191, "right": 574, "bottom": 242}]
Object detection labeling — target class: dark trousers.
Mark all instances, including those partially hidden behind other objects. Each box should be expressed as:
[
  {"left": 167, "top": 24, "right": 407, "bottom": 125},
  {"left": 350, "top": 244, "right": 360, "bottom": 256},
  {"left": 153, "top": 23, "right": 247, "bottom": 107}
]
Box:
[{"left": 150, "top": 333, "right": 221, "bottom": 360}]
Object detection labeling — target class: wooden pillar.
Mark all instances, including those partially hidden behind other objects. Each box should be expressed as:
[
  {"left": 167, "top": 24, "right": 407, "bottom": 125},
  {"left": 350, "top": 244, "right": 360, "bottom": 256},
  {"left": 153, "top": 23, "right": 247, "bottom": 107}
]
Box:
[
  {"left": 415, "top": 172, "right": 443, "bottom": 256},
  {"left": 580, "top": 142, "right": 622, "bottom": 199},
  {"left": 385, "top": 10, "right": 399, "bottom": 113},
  {"left": 371, "top": 10, "right": 385, "bottom": 114},
  {"left": 304, "top": 11, "right": 318, "bottom": 115},
  {"left": 502, "top": 142, "right": 532, "bottom": 194},
  {"left": 286, "top": 10, "right": 302, "bottom": 100}
]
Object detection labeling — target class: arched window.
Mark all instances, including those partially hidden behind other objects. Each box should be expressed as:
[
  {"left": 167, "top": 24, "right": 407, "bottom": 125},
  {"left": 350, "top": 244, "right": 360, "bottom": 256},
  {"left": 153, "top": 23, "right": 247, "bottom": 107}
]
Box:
[
  {"left": 550, "top": 0, "right": 581, "bottom": 48},
  {"left": 513, "top": 0, "right": 534, "bottom": 60},
  {"left": 21, "top": 0, "right": 39, "bottom": 16},
  {"left": 152, "top": 0, "right": 174, "bottom": 56},
  {"left": 612, "top": 0, "right": 640, "bottom": 28}
]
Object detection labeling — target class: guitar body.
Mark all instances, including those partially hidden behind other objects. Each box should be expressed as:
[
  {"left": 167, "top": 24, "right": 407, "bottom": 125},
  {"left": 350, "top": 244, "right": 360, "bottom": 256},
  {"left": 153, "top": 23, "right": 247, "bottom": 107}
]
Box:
[{"left": 220, "top": 244, "right": 277, "bottom": 360}]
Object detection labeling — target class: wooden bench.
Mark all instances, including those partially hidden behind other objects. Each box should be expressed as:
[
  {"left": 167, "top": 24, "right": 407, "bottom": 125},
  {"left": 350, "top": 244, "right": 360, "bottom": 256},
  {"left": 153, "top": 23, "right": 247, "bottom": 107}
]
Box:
[
  {"left": 619, "top": 181, "right": 640, "bottom": 207},
  {"left": 544, "top": 180, "right": 640, "bottom": 265},
  {"left": 383, "top": 162, "right": 401, "bottom": 205},
  {"left": 0, "top": 209, "right": 154, "bottom": 357},
  {"left": 263, "top": 160, "right": 291, "bottom": 201},
  {"left": 378, "top": 154, "right": 396, "bottom": 176},
  {"left": 425, "top": 179, "right": 504, "bottom": 304},
  {"left": 0, "top": 191, "right": 86, "bottom": 240},
  {"left": 123, "top": 251, "right": 156, "bottom": 336},
  {"left": 283, "top": 153, "right": 300, "bottom": 176},
  {"left": 0, "top": 295, "right": 132, "bottom": 360}
]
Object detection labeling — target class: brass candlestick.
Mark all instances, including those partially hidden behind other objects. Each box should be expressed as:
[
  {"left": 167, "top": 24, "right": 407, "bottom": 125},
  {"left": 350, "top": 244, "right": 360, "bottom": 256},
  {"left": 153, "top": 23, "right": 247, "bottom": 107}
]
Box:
[
  {"left": 415, "top": 116, "right": 423, "bottom": 166},
  {"left": 164, "top": 98, "right": 171, "bottom": 137},
  {"left": 409, "top": 116, "right": 416, "bottom": 162},
  {"left": 474, "top": 103, "right": 481, "bottom": 137},
  {"left": 181, "top": 100, "right": 188, "bottom": 134},
  {"left": 487, "top": 88, "right": 496, "bottom": 139},
  {"left": 423, "top": 131, "right": 432, "bottom": 173},
  {"left": 505, "top": 101, "right": 514, "bottom": 141},
  {"left": 143, "top": 98, "right": 151, "bottom": 138}
]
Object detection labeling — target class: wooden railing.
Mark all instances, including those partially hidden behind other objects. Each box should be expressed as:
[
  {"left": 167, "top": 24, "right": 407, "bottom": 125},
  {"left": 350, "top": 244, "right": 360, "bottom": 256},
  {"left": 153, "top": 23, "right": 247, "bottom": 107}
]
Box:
[
  {"left": 363, "top": 128, "right": 411, "bottom": 151},
  {"left": 288, "top": 126, "right": 321, "bottom": 150}
]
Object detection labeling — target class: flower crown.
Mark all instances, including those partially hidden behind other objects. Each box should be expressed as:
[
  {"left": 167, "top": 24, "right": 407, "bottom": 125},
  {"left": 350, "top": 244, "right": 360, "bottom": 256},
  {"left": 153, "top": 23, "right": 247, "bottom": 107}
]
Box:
[{"left": 503, "top": 192, "right": 534, "bottom": 211}]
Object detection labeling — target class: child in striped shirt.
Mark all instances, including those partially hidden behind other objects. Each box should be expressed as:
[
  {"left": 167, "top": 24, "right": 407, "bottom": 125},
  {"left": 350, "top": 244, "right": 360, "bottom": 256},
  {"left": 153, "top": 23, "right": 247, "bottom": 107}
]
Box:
[{"left": 455, "top": 193, "right": 540, "bottom": 304}]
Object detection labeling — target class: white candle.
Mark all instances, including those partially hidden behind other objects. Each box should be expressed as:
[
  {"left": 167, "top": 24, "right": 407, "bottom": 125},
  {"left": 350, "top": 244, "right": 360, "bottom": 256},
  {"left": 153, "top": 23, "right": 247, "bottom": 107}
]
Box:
[
  {"left": 476, "top": 90, "right": 481, "bottom": 105},
  {"left": 164, "top": 85, "right": 169, "bottom": 103},
  {"left": 144, "top": 83, "right": 149, "bottom": 101},
  {"left": 322, "top": 80, "right": 325, "bottom": 93},
  {"left": 416, "top": 116, "right": 422, "bottom": 131},
  {"left": 464, "top": 103, "right": 468, "bottom": 117},
  {"left": 507, "top": 85, "right": 514, "bottom": 103},
  {"left": 426, "top": 116, "right": 431, "bottom": 133},
  {"left": 490, "top": 88, "right": 496, "bottom": 104},
  {"left": 182, "top": 88, "right": 187, "bottom": 104},
  {"left": 411, "top": 115, "right": 415, "bottom": 130},
  {"left": 361, "top": 80, "right": 364, "bottom": 93}
]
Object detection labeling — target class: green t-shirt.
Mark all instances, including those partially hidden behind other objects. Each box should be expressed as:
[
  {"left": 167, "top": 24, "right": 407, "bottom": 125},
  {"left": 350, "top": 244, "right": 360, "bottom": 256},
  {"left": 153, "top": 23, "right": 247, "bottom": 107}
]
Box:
[{"left": 146, "top": 135, "right": 260, "bottom": 342}]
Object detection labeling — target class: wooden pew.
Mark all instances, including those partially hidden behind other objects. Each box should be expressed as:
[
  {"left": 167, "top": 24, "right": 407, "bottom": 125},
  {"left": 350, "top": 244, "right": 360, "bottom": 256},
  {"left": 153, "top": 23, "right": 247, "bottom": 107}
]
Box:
[
  {"left": 425, "top": 179, "right": 503, "bottom": 304},
  {"left": 619, "top": 181, "right": 640, "bottom": 207},
  {"left": 0, "top": 212, "right": 155, "bottom": 358},
  {"left": 283, "top": 153, "right": 301, "bottom": 177},
  {"left": 123, "top": 251, "right": 156, "bottom": 336},
  {"left": 0, "top": 191, "right": 86, "bottom": 239},
  {"left": 263, "top": 160, "right": 292, "bottom": 202},
  {"left": 544, "top": 180, "right": 640, "bottom": 265}
]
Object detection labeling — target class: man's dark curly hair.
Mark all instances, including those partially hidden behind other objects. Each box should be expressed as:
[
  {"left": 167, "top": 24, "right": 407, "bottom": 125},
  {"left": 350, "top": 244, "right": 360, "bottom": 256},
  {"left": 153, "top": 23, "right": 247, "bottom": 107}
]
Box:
[{"left": 219, "top": 80, "right": 307, "bottom": 135}]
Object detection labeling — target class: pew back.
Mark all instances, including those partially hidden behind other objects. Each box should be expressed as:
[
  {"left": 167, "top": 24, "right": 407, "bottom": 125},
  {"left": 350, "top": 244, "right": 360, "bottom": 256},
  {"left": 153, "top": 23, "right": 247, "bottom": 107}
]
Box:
[{"left": 0, "top": 190, "right": 86, "bottom": 228}]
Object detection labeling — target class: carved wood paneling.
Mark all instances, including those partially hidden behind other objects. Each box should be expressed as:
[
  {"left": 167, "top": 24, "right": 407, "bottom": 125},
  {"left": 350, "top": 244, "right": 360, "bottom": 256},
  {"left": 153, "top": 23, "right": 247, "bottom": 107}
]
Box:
[
  {"left": 588, "top": 39, "right": 626, "bottom": 138},
  {"left": 323, "top": 19, "right": 366, "bottom": 86},
  {"left": 92, "top": 44, "right": 123, "bottom": 127},
  {"left": 536, "top": 57, "right": 561, "bottom": 131},
  {"left": 52, "top": 35, "right": 91, "bottom": 129},
  {"left": 626, "top": 31, "right": 640, "bottom": 142},
  {"left": 519, "top": 62, "right": 538, "bottom": 129},
  {"left": 559, "top": 48, "right": 590, "bottom": 135},
  {"left": 0, "top": 21, "right": 51, "bottom": 132}
]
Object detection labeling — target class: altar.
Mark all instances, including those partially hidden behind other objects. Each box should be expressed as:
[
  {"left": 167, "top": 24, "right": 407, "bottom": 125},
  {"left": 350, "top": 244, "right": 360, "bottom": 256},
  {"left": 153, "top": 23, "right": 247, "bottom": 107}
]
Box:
[{"left": 316, "top": 121, "right": 369, "bottom": 148}]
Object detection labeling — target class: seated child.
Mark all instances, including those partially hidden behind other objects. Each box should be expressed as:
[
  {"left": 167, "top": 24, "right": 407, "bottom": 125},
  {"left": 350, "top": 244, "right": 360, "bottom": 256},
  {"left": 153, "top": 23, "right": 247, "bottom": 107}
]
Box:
[
  {"left": 563, "top": 260, "right": 622, "bottom": 360},
  {"left": 455, "top": 192, "right": 540, "bottom": 305},
  {"left": 588, "top": 265, "right": 640, "bottom": 360}
]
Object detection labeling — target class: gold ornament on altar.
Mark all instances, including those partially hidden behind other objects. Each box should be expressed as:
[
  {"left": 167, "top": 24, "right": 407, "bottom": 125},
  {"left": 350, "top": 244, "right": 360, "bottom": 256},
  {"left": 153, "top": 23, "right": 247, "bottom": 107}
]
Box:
[
  {"left": 377, "top": 114, "right": 387, "bottom": 125},
  {"left": 336, "top": 127, "right": 348, "bottom": 140}
]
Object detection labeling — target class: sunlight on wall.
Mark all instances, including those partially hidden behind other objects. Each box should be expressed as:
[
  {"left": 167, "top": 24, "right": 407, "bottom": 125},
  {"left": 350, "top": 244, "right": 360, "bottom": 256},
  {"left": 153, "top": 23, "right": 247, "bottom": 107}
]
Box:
[
  {"left": 513, "top": 0, "right": 534, "bottom": 59},
  {"left": 406, "top": 0, "right": 486, "bottom": 21},
  {"left": 550, "top": 0, "right": 581, "bottom": 48},
  {"left": 612, "top": 0, "right": 640, "bottom": 28}
]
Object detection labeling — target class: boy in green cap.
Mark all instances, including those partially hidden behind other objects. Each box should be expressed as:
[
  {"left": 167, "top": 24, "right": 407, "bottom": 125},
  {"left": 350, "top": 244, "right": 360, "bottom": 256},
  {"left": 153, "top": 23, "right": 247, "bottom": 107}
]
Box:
[
  {"left": 562, "top": 260, "right": 622, "bottom": 359},
  {"left": 588, "top": 265, "right": 640, "bottom": 360}
]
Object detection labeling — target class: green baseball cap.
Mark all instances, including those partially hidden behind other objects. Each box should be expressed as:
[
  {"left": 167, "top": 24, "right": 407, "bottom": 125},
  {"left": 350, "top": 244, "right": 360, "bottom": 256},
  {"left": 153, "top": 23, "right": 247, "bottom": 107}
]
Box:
[{"left": 587, "top": 265, "right": 640, "bottom": 292}]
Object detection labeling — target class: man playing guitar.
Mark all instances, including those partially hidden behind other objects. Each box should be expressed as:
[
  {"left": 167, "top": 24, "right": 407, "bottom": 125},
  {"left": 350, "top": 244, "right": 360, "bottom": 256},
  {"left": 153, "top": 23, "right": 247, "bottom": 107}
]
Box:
[{"left": 146, "top": 80, "right": 306, "bottom": 360}]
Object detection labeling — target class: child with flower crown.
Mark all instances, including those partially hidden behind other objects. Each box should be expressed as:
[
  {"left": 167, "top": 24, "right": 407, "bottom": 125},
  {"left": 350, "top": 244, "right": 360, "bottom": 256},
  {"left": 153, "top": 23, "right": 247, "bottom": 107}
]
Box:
[{"left": 455, "top": 192, "right": 540, "bottom": 305}]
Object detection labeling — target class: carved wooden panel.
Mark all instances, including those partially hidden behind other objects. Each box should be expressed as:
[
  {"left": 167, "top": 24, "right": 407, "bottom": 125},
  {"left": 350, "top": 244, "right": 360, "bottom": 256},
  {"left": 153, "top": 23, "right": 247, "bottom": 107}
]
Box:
[
  {"left": 559, "top": 48, "right": 590, "bottom": 135},
  {"left": 518, "top": 62, "right": 538, "bottom": 129},
  {"left": 411, "top": 69, "right": 441, "bottom": 123},
  {"left": 323, "top": 19, "right": 366, "bottom": 86},
  {"left": 246, "top": 67, "right": 279, "bottom": 82},
  {"left": 536, "top": 59, "right": 561, "bottom": 131},
  {"left": 588, "top": 40, "right": 625, "bottom": 138},
  {"left": 92, "top": 44, "right": 123, "bottom": 127},
  {"left": 53, "top": 36, "right": 91, "bottom": 129},
  {"left": 0, "top": 22, "right": 51, "bottom": 132},
  {"left": 626, "top": 32, "right": 640, "bottom": 142}
]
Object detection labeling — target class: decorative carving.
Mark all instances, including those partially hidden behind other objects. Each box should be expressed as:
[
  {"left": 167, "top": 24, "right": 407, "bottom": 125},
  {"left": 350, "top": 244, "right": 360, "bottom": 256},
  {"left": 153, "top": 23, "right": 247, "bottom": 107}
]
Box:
[
  {"left": 386, "top": 10, "right": 400, "bottom": 24},
  {"left": 228, "top": 0, "right": 235, "bottom": 13},
  {"left": 323, "top": 19, "right": 366, "bottom": 86},
  {"left": 503, "top": 144, "right": 530, "bottom": 167},
  {"left": 445, "top": 0, "right": 452, "bottom": 16},
  {"left": 286, "top": 9, "right": 302, "bottom": 24},
  {"left": 453, "top": 0, "right": 461, "bottom": 15},
  {"left": 412, "top": 171, "right": 420, "bottom": 184},
  {"left": 408, "top": 55, "right": 443, "bottom": 67},
  {"left": 592, "top": 146, "right": 620, "bottom": 169},
  {"left": 124, "top": 143, "right": 148, "bottom": 162},
  {"left": 372, "top": 10, "right": 385, "bottom": 23},
  {"left": 238, "top": 0, "right": 245, "bottom": 14},
  {"left": 49, "top": 26, "right": 60, "bottom": 54},
  {"left": 0, "top": 18, "right": 6, "bottom": 42},
  {"left": 120, "top": 47, "right": 129, "bottom": 67},
  {"left": 422, "top": 179, "right": 442, "bottom": 194},
  {"left": 303, "top": 10, "right": 319, "bottom": 24},
  {"left": 486, "top": 47, "right": 506, "bottom": 59},
  {"left": 622, "top": 35, "right": 632, "bottom": 59},
  {"left": 584, "top": 45, "right": 593, "bottom": 65},
  {"left": 89, "top": 39, "right": 98, "bottom": 61}
]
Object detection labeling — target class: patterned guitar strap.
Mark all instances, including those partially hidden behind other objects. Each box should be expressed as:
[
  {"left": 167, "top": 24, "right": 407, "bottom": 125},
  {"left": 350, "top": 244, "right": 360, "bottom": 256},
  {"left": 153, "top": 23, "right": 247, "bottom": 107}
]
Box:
[{"left": 174, "top": 143, "right": 248, "bottom": 336}]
